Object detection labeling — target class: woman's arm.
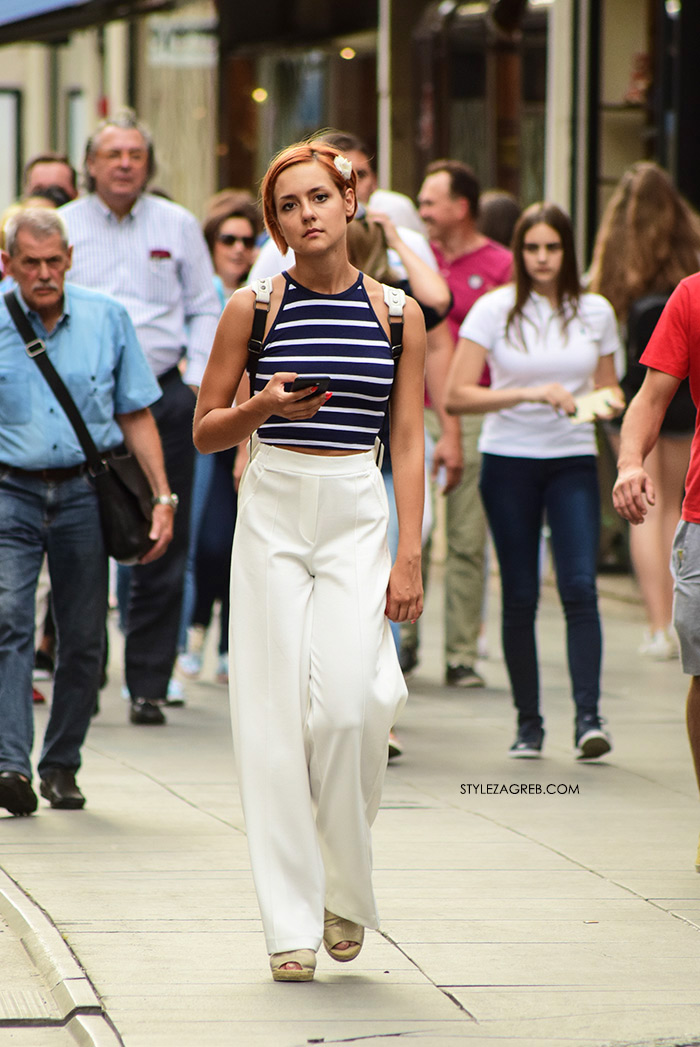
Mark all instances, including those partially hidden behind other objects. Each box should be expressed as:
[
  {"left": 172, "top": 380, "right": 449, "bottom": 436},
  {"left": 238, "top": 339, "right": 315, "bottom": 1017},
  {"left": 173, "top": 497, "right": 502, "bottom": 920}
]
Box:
[
  {"left": 592, "top": 353, "right": 625, "bottom": 415},
  {"left": 445, "top": 337, "right": 577, "bottom": 416},
  {"left": 386, "top": 296, "right": 426, "bottom": 624},
  {"left": 369, "top": 210, "right": 452, "bottom": 316},
  {"left": 193, "top": 284, "right": 328, "bottom": 453}
]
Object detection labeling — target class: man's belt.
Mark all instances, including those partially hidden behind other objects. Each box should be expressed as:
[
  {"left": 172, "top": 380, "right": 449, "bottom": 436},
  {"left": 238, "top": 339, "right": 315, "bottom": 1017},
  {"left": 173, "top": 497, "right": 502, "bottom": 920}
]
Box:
[{"left": 0, "top": 462, "right": 89, "bottom": 482}]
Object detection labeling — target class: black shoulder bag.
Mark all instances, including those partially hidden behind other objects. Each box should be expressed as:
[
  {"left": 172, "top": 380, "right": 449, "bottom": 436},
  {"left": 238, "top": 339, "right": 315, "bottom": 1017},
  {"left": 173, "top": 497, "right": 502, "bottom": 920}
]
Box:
[{"left": 4, "top": 291, "right": 155, "bottom": 565}]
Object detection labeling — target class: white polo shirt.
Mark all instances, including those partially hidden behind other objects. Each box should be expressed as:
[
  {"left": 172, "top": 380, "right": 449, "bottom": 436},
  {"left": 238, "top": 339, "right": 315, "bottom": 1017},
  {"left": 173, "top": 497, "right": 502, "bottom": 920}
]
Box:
[{"left": 459, "top": 284, "right": 621, "bottom": 458}]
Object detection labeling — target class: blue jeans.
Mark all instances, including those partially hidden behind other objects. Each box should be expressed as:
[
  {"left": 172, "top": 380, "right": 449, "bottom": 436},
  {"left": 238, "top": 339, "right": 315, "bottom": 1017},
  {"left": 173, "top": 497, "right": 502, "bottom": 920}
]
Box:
[
  {"left": 0, "top": 470, "right": 108, "bottom": 778},
  {"left": 479, "top": 454, "right": 602, "bottom": 728}
]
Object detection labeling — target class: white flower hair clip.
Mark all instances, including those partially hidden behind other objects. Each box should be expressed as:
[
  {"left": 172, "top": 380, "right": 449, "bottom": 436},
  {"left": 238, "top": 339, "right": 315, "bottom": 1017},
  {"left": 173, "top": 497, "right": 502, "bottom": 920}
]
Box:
[{"left": 334, "top": 154, "right": 353, "bottom": 181}]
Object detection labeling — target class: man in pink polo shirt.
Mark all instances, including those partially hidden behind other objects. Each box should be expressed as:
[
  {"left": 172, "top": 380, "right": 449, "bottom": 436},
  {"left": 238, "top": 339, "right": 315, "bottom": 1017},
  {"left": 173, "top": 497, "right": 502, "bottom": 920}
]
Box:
[
  {"left": 400, "top": 160, "right": 512, "bottom": 688},
  {"left": 613, "top": 273, "right": 700, "bottom": 873}
]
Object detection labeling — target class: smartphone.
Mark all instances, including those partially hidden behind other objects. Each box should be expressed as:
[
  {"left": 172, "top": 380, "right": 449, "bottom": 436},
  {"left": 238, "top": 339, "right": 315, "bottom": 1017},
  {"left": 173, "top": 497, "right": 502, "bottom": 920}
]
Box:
[{"left": 286, "top": 376, "right": 331, "bottom": 400}]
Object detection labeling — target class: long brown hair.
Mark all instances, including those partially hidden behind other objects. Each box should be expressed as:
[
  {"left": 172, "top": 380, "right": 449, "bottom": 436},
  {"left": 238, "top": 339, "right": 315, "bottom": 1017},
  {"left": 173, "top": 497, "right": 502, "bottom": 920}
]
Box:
[
  {"left": 588, "top": 162, "right": 700, "bottom": 323},
  {"left": 506, "top": 202, "right": 581, "bottom": 348}
]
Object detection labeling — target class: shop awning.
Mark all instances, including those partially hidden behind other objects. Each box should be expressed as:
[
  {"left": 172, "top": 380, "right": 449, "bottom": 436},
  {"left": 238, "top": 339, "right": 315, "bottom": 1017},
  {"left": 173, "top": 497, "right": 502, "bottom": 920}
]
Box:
[{"left": 0, "top": 0, "right": 173, "bottom": 43}]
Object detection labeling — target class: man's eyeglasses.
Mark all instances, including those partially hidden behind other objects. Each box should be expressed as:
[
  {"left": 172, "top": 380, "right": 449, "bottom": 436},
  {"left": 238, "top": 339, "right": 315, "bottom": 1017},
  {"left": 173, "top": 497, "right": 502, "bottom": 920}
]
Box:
[{"left": 217, "top": 233, "right": 255, "bottom": 249}]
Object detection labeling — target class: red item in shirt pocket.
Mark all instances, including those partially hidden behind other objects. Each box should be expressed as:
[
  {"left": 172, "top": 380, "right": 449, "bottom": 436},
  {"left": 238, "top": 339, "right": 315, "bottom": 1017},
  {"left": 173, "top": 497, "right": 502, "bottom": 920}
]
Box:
[{"left": 150, "top": 249, "right": 171, "bottom": 259}]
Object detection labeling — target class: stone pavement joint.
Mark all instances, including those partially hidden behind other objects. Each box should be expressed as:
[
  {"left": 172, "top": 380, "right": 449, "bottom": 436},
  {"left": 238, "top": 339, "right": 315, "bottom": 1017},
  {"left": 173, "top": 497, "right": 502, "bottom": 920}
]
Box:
[
  {"left": 0, "top": 868, "right": 123, "bottom": 1046},
  {"left": 378, "top": 928, "right": 478, "bottom": 1021}
]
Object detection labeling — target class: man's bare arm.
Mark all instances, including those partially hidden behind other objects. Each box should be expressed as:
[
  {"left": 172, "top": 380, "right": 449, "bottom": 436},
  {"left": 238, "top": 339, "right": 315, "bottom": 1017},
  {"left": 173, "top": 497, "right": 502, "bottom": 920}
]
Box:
[{"left": 612, "top": 369, "right": 681, "bottom": 524}]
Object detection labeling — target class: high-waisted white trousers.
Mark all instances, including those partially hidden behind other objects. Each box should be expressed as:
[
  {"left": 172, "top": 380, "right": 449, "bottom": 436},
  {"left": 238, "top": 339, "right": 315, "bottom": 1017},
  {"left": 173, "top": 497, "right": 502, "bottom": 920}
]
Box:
[{"left": 229, "top": 444, "right": 407, "bottom": 954}]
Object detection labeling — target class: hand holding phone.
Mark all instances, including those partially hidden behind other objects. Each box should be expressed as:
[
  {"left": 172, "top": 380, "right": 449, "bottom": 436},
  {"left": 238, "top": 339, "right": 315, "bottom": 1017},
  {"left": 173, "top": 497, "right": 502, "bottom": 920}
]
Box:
[{"left": 285, "top": 376, "right": 331, "bottom": 401}]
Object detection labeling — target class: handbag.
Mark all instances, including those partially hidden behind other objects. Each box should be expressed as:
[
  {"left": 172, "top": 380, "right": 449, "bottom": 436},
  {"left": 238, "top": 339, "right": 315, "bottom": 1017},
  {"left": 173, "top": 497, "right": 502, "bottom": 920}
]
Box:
[{"left": 3, "top": 290, "right": 155, "bottom": 565}]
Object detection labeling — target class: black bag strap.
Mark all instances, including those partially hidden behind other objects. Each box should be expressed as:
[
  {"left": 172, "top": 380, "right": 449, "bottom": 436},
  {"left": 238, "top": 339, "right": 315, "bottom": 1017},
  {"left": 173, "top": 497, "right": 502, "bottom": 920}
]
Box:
[
  {"left": 382, "top": 284, "right": 405, "bottom": 363},
  {"left": 246, "top": 277, "right": 273, "bottom": 390},
  {"left": 3, "top": 290, "right": 104, "bottom": 473}
]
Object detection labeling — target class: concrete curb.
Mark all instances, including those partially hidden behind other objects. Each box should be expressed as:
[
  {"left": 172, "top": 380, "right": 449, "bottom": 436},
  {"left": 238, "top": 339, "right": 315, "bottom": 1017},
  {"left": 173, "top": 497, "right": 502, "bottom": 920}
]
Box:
[{"left": 0, "top": 867, "right": 123, "bottom": 1046}]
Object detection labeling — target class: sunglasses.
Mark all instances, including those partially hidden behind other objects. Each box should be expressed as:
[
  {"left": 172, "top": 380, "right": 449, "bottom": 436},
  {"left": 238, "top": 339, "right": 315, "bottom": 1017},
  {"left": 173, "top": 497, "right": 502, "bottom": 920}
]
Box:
[{"left": 217, "top": 233, "right": 255, "bottom": 249}]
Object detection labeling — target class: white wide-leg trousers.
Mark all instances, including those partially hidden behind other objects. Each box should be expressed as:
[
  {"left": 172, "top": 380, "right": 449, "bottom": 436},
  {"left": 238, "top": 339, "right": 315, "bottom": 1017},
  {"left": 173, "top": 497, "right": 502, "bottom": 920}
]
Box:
[{"left": 229, "top": 444, "right": 407, "bottom": 955}]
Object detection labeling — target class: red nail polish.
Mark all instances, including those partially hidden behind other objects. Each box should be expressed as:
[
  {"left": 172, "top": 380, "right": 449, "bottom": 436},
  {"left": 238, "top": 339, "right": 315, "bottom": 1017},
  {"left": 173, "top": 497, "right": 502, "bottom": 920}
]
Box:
[{"left": 325, "top": 391, "right": 333, "bottom": 400}]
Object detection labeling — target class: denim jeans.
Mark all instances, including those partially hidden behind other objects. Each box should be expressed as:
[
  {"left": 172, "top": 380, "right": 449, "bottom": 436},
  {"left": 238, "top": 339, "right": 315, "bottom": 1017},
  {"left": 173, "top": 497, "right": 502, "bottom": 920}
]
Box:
[
  {"left": 479, "top": 453, "right": 602, "bottom": 728},
  {"left": 0, "top": 469, "right": 108, "bottom": 778}
]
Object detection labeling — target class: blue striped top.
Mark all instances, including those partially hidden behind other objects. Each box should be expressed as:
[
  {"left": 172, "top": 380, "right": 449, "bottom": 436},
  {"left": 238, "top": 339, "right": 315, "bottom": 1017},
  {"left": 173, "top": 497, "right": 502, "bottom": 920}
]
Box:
[{"left": 254, "top": 271, "right": 395, "bottom": 450}]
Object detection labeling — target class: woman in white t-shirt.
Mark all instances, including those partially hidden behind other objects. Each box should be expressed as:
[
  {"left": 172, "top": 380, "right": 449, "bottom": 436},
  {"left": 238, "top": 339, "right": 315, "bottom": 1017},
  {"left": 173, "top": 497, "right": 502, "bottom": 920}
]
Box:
[{"left": 445, "top": 202, "right": 623, "bottom": 760}]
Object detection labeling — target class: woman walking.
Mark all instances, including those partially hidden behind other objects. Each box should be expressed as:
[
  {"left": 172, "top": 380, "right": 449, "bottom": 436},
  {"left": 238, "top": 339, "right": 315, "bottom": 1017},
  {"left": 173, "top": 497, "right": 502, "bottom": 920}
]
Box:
[
  {"left": 446, "top": 202, "right": 623, "bottom": 759},
  {"left": 589, "top": 162, "right": 700, "bottom": 659},
  {"left": 193, "top": 141, "right": 425, "bottom": 981}
]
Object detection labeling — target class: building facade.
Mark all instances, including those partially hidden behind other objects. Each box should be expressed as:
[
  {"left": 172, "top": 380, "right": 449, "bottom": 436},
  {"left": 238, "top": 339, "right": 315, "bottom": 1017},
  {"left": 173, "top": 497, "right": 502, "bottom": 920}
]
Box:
[{"left": 0, "top": 0, "right": 698, "bottom": 262}]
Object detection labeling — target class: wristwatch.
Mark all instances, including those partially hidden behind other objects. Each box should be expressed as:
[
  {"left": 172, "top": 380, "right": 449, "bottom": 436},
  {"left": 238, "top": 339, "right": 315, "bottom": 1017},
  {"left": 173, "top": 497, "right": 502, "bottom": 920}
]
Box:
[{"left": 152, "top": 493, "right": 179, "bottom": 510}]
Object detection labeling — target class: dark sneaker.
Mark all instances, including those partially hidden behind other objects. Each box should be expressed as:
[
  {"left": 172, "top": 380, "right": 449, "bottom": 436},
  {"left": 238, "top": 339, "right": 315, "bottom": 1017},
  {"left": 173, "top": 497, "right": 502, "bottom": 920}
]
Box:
[
  {"left": 33, "top": 648, "right": 54, "bottom": 681},
  {"left": 509, "top": 723, "right": 544, "bottom": 759},
  {"left": 0, "top": 771, "right": 38, "bottom": 816},
  {"left": 445, "top": 664, "right": 485, "bottom": 688},
  {"left": 399, "top": 647, "right": 418, "bottom": 676},
  {"left": 130, "top": 699, "right": 166, "bottom": 726},
  {"left": 575, "top": 714, "right": 612, "bottom": 760},
  {"left": 388, "top": 730, "right": 403, "bottom": 760},
  {"left": 40, "top": 769, "right": 85, "bottom": 810}
]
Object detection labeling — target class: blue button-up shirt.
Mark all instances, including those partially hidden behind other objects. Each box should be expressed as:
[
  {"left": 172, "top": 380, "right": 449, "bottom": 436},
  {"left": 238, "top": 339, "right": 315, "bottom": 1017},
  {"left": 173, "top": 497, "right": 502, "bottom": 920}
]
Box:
[
  {"left": 0, "top": 284, "right": 161, "bottom": 470},
  {"left": 60, "top": 192, "right": 220, "bottom": 387}
]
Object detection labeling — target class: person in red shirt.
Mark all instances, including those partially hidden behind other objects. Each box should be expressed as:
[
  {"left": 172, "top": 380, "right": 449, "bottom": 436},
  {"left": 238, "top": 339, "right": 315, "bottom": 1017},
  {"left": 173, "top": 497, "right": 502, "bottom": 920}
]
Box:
[
  {"left": 401, "top": 160, "right": 511, "bottom": 687},
  {"left": 613, "top": 272, "right": 700, "bottom": 873}
]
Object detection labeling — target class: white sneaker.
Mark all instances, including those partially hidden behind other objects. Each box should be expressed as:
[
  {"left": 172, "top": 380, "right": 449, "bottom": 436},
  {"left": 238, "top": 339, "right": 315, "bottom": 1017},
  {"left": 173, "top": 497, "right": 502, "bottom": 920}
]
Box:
[
  {"left": 639, "top": 627, "right": 679, "bottom": 661},
  {"left": 177, "top": 625, "right": 206, "bottom": 678},
  {"left": 215, "top": 653, "right": 228, "bottom": 686},
  {"left": 177, "top": 651, "right": 203, "bottom": 678},
  {"left": 164, "top": 677, "right": 186, "bottom": 706}
]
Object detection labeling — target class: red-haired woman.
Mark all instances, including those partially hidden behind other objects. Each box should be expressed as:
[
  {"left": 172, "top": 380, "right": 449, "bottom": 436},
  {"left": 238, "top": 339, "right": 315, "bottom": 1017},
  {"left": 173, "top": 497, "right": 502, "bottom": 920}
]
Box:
[
  {"left": 193, "top": 142, "right": 425, "bottom": 981},
  {"left": 446, "top": 203, "right": 623, "bottom": 762}
]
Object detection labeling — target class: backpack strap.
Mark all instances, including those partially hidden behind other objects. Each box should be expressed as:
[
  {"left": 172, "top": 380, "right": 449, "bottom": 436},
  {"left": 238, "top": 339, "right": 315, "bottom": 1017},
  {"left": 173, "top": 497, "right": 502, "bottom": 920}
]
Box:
[
  {"left": 382, "top": 284, "right": 406, "bottom": 363},
  {"left": 246, "top": 277, "right": 273, "bottom": 388}
]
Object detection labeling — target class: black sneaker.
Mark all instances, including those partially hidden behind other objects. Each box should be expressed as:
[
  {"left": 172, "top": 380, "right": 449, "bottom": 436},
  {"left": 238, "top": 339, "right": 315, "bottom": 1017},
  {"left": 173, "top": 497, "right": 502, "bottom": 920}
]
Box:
[
  {"left": 508, "top": 723, "right": 544, "bottom": 758},
  {"left": 399, "top": 647, "right": 418, "bottom": 676},
  {"left": 575, "top": 714, "right": 611, "bottom": 760},
  {"left": 445, "top": 664, "right": 485, "bottom": 688},
  {"left": 33, "top": 648, "right": 54, "bottom": 681}
]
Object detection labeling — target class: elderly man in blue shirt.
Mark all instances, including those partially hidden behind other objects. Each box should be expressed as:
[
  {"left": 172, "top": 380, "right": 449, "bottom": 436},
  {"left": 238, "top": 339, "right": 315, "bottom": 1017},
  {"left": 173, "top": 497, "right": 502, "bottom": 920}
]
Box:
[
  {"left": 0, "top": 208, "right": 173, "bottom": 816},
  {"left": 61, "top": 108, "right": 220, "bottom": 725}
]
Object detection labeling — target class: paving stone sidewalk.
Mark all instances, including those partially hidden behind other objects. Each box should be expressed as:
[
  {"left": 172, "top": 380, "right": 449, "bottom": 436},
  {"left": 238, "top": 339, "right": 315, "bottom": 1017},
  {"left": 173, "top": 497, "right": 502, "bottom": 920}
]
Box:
[{"left": 1, "top": 567, "right": 699, "bottom": 1047}]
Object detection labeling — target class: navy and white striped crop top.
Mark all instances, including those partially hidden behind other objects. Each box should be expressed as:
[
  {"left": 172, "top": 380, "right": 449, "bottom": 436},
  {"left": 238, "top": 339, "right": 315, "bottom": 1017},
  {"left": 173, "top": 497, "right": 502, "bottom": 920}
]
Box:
[{"left": 253, "top": 271, "right": 395, "bottom": 450}]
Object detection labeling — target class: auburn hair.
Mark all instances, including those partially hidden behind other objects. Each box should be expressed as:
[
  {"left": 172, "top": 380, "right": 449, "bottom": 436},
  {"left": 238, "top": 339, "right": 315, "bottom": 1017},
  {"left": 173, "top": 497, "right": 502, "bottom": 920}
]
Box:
[{"left": 260, "top": 140, "right": 357, "bottom": 252}]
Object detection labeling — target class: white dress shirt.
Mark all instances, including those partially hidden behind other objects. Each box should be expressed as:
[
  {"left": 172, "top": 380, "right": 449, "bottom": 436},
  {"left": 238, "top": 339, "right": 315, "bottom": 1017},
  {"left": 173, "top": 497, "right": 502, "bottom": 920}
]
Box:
[{"left": 61, "top": 192, "right": 220, "bottom": 387}]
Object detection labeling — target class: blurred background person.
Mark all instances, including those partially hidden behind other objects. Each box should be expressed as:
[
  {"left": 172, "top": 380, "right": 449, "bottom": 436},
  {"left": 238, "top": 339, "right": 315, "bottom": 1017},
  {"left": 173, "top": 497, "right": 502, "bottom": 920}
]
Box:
[
  {"left": 589, "top": 162, "right": 700, "bottom": 660},
  {"left": 407, "top": 159, "right": 513, "bottom": 688},
  {"left": 178, "top": 191, "right": 261, "bottom": 684},
  {"left": 61, "top": 108, "right": 220, "bottom": 726},
  {"left": 446, "top": 202, "right": 623, "bottom": 760},
  {"left": 477, "top": 189, "right": 521, "bottom": 249},
  {"left": 346, "top": 212, "right": 452, "bottom": 759},
  {"left": 22, "top": 152, "right": 78, "bottom": 207}
]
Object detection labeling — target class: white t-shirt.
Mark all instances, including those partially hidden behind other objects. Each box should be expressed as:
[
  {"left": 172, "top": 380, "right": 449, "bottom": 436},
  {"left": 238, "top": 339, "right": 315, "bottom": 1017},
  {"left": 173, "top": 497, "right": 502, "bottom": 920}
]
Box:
[
  {"left": 247, "top": 224, "right": 438, "bottom": 284},
  {"left": 458, "top": 284, "right": 621, "bottom": 458}
]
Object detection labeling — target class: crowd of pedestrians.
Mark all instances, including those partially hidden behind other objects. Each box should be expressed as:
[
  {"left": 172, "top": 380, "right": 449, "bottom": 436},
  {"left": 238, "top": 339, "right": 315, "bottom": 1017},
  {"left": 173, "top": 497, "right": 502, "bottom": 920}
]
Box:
[{"left": 1, "top": 112, "right": 700, "bottom": 980}]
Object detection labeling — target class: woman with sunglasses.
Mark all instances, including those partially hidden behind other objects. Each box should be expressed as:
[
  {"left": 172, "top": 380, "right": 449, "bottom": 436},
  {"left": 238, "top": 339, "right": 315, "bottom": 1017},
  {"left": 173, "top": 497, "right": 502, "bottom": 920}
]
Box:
[
  {"left": 193, "top": 141, "right": 425, "bottom": 981},
  {"left": 177, "top": 193, "right": 261, "bottom": 686},
  {"left": 446, "top": 202, "right": 623, "bottom": 760}
]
